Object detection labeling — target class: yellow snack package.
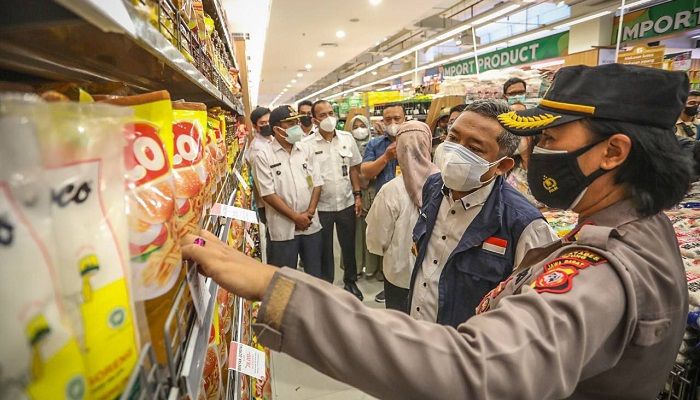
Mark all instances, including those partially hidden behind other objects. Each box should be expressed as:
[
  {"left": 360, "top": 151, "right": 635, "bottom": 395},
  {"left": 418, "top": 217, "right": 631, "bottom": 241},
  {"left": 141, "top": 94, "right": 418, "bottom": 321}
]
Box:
[
  {"left": 172, "top": 102, "right": 209, "bottom": 236},
  {"left": 99, "top": 92, "right": 184, "bottom": 364}
]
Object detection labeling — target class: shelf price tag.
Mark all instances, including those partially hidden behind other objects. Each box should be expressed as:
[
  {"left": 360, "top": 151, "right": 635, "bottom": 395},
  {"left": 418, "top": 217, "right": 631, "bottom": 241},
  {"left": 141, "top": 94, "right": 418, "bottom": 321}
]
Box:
[
  {"left": 229, "top": 341, "right": 266, "bottom": 380},
  {"left": 234, "top": 168, "right": 249, "bottom": 191},
  {"left": 210, "top": 203, "right": 258, "bottom": 224}
]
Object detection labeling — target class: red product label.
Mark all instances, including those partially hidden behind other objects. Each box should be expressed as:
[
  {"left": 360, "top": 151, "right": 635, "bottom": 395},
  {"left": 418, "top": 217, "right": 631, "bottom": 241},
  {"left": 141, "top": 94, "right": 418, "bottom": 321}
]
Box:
[
  {"left": 173, "top": 120, "right": 205, "bottom": 167},
  {"left": 124, "top": 122, "right": 170, "bottom": 186}
]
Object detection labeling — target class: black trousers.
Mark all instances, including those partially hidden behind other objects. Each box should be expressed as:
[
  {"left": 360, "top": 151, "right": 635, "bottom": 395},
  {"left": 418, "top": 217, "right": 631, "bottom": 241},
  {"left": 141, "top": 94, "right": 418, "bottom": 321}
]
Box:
[
  {"left": 318, "top": 205, "right": 357, "bottom": 284},
  {"left": 384, "top": 279, "right": 409, "bottom": 313},
  {"left": 268, "top": 231, "right": 322, "bottom": 278}
]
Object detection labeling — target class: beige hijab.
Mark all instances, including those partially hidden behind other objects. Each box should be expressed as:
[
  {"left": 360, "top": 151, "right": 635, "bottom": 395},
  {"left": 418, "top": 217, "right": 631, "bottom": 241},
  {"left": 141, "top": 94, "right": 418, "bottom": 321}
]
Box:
[{"left": 396, "top": 120, "right": 439, "bottom": 208}]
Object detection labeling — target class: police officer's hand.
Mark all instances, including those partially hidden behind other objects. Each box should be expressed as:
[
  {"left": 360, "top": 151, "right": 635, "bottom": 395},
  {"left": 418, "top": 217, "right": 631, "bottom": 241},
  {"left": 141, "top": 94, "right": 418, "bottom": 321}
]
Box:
[
  {"left": 294, "top": 212, "right": 313, "bottom": 231},
  {"left": 181, "top": 230, "right": 276, "bottom": 301},
  {"left": 384, "top": 142, "right": 397, "bottom": 161}
]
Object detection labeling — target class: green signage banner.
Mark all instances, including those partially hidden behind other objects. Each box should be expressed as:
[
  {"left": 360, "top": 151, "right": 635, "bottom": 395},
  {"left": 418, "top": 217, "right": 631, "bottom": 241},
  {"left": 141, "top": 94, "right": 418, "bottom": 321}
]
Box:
[
  {"left": 612, "top": 0, "right": 700, "bottom": 42},
  {"left": 442, "top": 31, "right": 569, "bottom": 77}
]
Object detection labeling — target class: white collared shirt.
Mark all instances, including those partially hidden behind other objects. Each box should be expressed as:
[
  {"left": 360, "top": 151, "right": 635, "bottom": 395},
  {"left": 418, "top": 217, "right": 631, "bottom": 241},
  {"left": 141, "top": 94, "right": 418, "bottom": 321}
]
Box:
[
  {"left": 302, "top": 130, "right": 362, "bottom": 212},
  {"left": 252, "top": 138, "right": 323, "bottom": 241},
  {"left": 365, "top": 176, "right": 418, "bottom": 288},
  {"left": 410, "top": 181, "right": 557, "bottom": 322},
  {"left": 245, "top": 132, "right": 272, "bottom": 163}
]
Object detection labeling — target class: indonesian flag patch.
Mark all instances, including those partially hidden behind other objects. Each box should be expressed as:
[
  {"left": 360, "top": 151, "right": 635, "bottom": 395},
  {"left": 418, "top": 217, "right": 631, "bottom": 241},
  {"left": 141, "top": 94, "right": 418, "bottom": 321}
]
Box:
[{"left": 482, "top": 236, "right": 508, "bottom": 255}]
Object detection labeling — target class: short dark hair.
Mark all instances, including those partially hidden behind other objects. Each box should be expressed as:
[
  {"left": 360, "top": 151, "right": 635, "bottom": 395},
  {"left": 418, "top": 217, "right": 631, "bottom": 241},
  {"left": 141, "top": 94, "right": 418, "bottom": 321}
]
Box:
[
  {"left": 464, "top": 99, "right": 519, "bottom": 157},
  {"left": 450, "top": 104, "right": 467, "bottom": 115},
  {"left": 503, "top": 77, "right": 527, "bottom": 94},
  {"left": 298, "top": 100, "right": 313, "bottom": 111},
  {"left": 689, "top": 90, "right": 700, "bottom": 97},
  {"left": 383, "top": 104, "right": 405, "bottom": 115},
  {"left": 250, "top": 106, "right": 270, "bottom": 126},
  {"left": 311, "top": 100, "right": 331, "bottom": 118},
  {"left": 583, "top": 119, "right": 692, "bottom": 217}
]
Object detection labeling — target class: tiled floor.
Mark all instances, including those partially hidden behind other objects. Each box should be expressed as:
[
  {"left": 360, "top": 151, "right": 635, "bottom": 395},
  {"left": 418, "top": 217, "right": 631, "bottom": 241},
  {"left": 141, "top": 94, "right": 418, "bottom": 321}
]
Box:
[{"left": 269, "top": 273, "right": 383, "bottom": 400}]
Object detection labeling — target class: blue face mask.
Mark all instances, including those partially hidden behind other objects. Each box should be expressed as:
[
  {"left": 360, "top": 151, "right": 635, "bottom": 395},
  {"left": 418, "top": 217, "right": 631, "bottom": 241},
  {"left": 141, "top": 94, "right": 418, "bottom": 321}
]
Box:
[
  {"left": 507, "top": 94, "right": 527, "bottom": 106},
  {"left": 283, "top": 124, "right": 304, "bottom": 144}
]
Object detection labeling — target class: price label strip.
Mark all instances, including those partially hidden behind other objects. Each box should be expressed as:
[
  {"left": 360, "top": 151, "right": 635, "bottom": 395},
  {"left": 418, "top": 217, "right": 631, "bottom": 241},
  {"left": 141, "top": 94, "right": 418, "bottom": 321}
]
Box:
[
  {"left": 228, "top": 341, "right": 266, "bottom": 380},
  {"left": 210, "top": 203, "right": 258, "bottom": 224}
]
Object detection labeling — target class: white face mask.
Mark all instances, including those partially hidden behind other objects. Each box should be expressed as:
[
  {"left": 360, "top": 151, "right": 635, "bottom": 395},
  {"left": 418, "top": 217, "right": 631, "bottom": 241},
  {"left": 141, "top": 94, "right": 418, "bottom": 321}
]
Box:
[
  {"left": 319, "top": 116, "right": 337, "bottom": 132},
  {"left": 439, "top": 141, "right": 503, "bottom": 192},
  {"left": 433, "top": 142, "right": 446, "bottom": 167},
  {"left": 386, "top": 123, "right": 400, "bottom": 137},
  {"left": 352, "top": 127, "right": 369, "bottom": 140}
]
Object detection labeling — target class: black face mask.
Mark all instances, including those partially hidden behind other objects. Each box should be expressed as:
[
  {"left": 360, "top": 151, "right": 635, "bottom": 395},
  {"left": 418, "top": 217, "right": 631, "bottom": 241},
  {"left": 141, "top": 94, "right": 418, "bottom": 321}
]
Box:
[
  {"left": 300, "top": 115, "right": 313, "bottom": 127},
  {"left": 684, "top": 105, "right": 699, "bottom": 117},
  {"left": 527, "top": 139, "right": 609, "bottom": 210},
  {"left": 260, "top": 125, "right": 273, "bottom": 137}
]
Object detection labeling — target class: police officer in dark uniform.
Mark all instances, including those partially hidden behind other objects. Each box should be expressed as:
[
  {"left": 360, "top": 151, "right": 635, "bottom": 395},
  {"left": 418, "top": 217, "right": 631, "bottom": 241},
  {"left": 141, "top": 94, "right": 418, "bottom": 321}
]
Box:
[{"left": 183, "top": 64, "right": 693, "bottom": 399}]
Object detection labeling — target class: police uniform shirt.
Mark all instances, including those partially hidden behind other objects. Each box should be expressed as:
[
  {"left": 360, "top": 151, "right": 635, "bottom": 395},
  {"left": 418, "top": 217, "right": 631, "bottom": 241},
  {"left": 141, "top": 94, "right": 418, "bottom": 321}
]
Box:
[
  {"left": 252, "top": 138, "right": 323, "bottom": 241},
  {"left": 675, "top": 119, "right": 698, "bottom": 140},
  {"left": 252, "top": 199, "right": 687, "bottom": 399},
  {"left": 411, "top": 180, "right": 558, "bottom": 322},
  {"left": 302, "top": 130, "right": 362, "bottom": 212}
]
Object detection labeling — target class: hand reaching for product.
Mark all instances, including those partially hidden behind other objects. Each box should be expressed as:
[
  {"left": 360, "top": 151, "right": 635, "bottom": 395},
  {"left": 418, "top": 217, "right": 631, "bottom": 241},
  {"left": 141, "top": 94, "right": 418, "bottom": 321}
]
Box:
[{"left": 181, "top": 230, "right": 276, "bottom": 301}]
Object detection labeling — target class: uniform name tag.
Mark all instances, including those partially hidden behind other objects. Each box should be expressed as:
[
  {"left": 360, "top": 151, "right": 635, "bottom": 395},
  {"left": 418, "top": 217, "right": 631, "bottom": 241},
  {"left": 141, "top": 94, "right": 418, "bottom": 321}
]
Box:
[
  {"left": 270, "top": 163, "right": 281, "bottom": 168},
  {"left": 315, "top": 151, "right": 323, "bottom": 155},
  {"left": 482, "top": 237, "right": 507, "bottom": 255}
]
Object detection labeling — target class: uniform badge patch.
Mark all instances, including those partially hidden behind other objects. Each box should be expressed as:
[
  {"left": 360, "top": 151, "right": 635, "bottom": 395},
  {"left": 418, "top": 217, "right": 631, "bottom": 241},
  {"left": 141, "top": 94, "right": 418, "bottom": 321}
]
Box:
[{"left": 531, "top": 249, "right": 607, "bottom": 295}]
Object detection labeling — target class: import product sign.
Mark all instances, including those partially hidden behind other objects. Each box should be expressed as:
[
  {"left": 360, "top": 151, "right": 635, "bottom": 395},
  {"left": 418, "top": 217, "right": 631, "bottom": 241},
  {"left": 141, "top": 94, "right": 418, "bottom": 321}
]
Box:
[
  {"left": 612, "top": 1, "right": 700, "bottom": 42},
  {"left": 443, "top": 32, "right": 569, "bottom": 77}
]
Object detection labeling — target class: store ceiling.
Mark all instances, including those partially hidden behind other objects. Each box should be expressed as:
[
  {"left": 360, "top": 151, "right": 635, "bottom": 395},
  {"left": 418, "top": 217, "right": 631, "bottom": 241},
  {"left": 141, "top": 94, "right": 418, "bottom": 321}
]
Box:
[{"left": 254, "top": 0, "right": 457, "bottom": 107}]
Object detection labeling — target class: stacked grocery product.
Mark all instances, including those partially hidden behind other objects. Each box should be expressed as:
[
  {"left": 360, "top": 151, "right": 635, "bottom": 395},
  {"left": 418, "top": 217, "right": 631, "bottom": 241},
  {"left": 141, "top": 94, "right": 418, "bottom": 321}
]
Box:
[
  {"left": 0, "top": 86, "right": 245, "bottom": 399},
  {"left": 132, "top": 0, "right": 242, "bottom": 97}
]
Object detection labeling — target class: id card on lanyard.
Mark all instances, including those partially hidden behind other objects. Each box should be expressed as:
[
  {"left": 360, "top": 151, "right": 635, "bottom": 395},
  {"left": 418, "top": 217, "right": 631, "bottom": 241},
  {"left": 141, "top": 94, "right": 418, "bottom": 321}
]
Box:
[{"left": 303, "top": 162, "right": 313, "bottom": 188}]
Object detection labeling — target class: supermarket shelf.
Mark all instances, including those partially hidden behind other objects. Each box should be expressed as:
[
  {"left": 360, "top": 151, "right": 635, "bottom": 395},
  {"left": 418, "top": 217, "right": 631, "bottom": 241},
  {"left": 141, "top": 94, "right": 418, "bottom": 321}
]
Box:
[
  {"left": 119, "top": 344, "right": 168, "bottom": 400},
  {"left": 202, "top": 0, "right": 237, "bottom": 69},
  {"left": 179, "top": 276, "right": 219, "bottom": 398},
  {"left": 0, "top": 0, "right": 243, "bottom": 113}
]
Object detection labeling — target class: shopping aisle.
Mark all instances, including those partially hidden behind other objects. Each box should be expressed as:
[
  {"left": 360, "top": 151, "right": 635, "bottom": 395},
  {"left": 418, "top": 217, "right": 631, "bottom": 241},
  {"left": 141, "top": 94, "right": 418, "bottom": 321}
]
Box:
[{"left": 271, "top": 259, "right": 383, "bottom": 400}]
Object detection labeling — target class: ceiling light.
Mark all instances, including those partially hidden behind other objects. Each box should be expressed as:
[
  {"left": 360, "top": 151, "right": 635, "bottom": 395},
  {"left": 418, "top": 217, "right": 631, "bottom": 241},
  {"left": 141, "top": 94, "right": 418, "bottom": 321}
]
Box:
[
  {"left": 371, "top": 71, "right": 378, "bottom": 75},
  {"left": 296, "top": 72, "right": 303, "bottom": 77},
  {"left": 382, "top": 37, "right": 387, "bottom": 41},
  {"left": 291, "top": 79, "right": 297, "bottom": 83},
  {"left": 523, "top": 0, "right": 536, "bottom": 3},
  {"left": 369, "top": 0, "right": 382, "bottom": 5},
  {"left": 553, "top": 10, "right": 612, "bottom": 30},
  {"left": 619, "top": 0, "right": 652, "bottom": 9},
  {"left": 286, "top": 84, "right": 291, "bottom": 88},
  {"left": 455, "top": 39, "right": 462, "bottom": 45},
  {"left": 300, "top": 2, "right": 523, "bottom": 102},
  {"left": 557, "top": 1, "right": 566, "bottom": 6},
  {"left": 336, "top": 30, "right": 346, "bottom": 39},
  {"left": 317, "top": 50, "right": 325, "bottom": 57},
  {"left": 693, "top": 34, "right": 700, "bottom": 39},
  {"left": 282, "top": 88, "right": 288, "bottom": 92},
  {"left": 304, "top": 64, "right": 312, "bottom": 70},
  {"left": 375, "top": 41, "right": 380, "bottom": 46}
]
